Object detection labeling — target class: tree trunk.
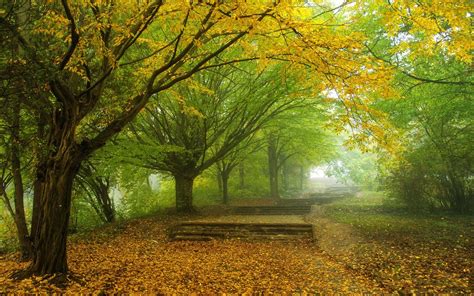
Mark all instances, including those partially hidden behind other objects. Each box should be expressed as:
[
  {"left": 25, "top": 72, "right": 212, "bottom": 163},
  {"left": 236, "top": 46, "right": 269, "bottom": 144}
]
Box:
[
  {"left": 30, "top": 112, "right": 47, "bottom": 249},
  {"left": 268, "top": 136, "right": 279, "bottom": 199},
  {"left": 97, "top": 180, "right": 115, "bottom": 223},
  {"left": 11, "top": 147, "right": 32, "bottom": 261},
  {"left": 24, "top": 105, "right": 85, "bottom": 276},
  {"left": 238, "top": 162, "right": 245, "bottom": 189},
  {"left": 282, "top": 160, "right": 289, "bottom": 192},
  {"left": 222, "top": 171, "right": 230, "bottom": 205},
  {"left": 216, "top": 170, "right": 222, "bottom": 194},
  {"left": 10, "top": 100, "right": 32, "bottom": 260},
  {"left": 447, "top": 171, "right": 467, "bottom": 214},
  {"left": 28, "top": 154, "right": 81, "bottom": 275},
  {"left": 174, "top": 174, "right": 195, "bottom": 213}
]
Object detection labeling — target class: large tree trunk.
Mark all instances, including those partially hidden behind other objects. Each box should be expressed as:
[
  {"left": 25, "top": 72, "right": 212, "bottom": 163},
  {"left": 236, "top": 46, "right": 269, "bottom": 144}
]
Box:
[
  {"left": 174, "top": 174, "right": 195, "bottom": 213},
  {"left": 24, "top": 105, "right": 85, "bottom": 276},
  {"left": 268, "top": 136, "right": 279, "bottom": 199},
  {"left": 29, "top": 153, "right": 82, "bottom": 275}
]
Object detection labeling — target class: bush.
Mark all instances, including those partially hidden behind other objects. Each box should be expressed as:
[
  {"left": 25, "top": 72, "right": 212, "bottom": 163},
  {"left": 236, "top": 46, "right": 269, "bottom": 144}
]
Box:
[{"left": 384, "top": 150, "right": 473, "bottom": 214}]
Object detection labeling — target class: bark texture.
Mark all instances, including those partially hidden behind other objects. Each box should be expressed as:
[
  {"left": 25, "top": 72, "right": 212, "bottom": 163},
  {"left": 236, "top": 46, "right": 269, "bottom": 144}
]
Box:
[{"left": 174, "top": 174, "right": 195, "bottom": 213}]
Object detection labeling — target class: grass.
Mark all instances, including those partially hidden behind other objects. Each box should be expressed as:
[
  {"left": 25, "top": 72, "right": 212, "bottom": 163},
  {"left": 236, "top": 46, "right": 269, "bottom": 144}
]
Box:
[
  {"left": 324, "top": 191, "right": 473, "bottom": 243},
  {"left": 321, "top": 191, "right": 473, "bottom": 293}
]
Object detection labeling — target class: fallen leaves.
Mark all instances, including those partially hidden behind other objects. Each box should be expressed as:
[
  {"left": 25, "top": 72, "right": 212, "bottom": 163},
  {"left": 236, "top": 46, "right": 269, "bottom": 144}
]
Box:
[
  {"left": 317, "top": 200, "right": 474, "bottom": 294},
  {"left": 1, "top": 209, "right": 471, "bottom": 294},
  {"left": 0, "top": 216, "right": 383, "bottom": 294}
]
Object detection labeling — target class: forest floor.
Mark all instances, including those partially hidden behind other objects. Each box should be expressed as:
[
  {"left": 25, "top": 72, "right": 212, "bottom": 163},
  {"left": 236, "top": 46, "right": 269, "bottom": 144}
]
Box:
[
  {"left": 0, "top": 193, "right": 472, "bottom": 294},
  {"left": 312, "top": 192, "right": 473, "bottom": 294}
]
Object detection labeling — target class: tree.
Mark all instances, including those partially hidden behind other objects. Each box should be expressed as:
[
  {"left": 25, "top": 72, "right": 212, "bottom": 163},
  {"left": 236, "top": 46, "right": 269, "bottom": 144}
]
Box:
[
  {"left": 0, "top": 0, "right": 402, "bottom": 276},
  {"left": 381, "top": 56, "right": 473, "bottom": 212},
  {"left": 215, "top": 136, "right": 265, "bottom": 204},
  {"left": 326, "top": 146, "right": 379, "bottom": 189},
  {"left": 264, "top": 105, "right": 334, "bottom": 199},
  {"left": 75, "top": 161, "right": 115, "bottom": 223},
  {"left": 0, "top": 18, "right": 41, "bottom": 259},
  {"left": 354, "top": 2, "right": 473, "bottom": 212}
]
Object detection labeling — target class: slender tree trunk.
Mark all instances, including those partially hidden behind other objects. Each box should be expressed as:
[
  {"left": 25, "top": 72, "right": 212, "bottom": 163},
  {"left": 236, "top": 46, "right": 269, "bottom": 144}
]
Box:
[
  {"left": 0, "top": 186, "right": 16, "bottom": 222},
  {"left": 216, "top": 170, "right": 222, "bottom": 194},
  {"left": 222, "top": 171, "right": 230, "bottom": 205},
  {"left": 11, "top": 146, "right": 32, "bottom": 261},
  {"left": 268, "top": 136, "right": 279, "bottom": 199},
  {"left": 238, "top": 162, "right": 245, "bottom": 189},
  {"left": 30, "top": 113, "right": 46, "bottom": 246},
  {"left": 97, "top": 180, "right": 115, "bottom": 223},
  {"left": 447, "top": 171, "right": 466, "bottom": 214},
  {"left": 174, "top": 174, "right": 195, "bottom": 213},
  {"left": 10, "top": 100, "right": 32, "bottom": 260},
  {"left": 282, "top": 160, "right": 289, "bottom": 192}
]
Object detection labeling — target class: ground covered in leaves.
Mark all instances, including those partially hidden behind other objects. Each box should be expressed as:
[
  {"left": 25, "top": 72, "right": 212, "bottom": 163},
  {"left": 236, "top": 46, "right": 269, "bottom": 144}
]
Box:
[
  {"left": 1, "top": 195, "right": 472, "bottom": 294},
  {"left": 316, "top": 193, "right": 473, "bottom": 294},
  {"left": 1, "top": 215, "right": 384, "bottom": 294}
]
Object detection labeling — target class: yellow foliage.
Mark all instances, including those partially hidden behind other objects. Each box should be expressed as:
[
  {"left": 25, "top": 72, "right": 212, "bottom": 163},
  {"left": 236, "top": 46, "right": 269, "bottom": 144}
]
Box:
[
  {"left": 378, "top": 0, "right": 473, "bottom": 62},
  {"left": 26, "top": 0, "right": 461, "bottom": 154}
]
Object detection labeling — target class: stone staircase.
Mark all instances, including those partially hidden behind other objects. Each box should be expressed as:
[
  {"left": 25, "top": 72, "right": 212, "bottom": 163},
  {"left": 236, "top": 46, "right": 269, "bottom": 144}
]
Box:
[{"left": 169, "top": 222, "right": 313, "bottom": 241}]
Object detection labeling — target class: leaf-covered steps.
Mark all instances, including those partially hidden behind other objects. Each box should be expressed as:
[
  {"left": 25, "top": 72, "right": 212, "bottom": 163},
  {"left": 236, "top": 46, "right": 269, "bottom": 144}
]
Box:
[{"left": 168, "top": 222, "right": 314, "bottom": 241}]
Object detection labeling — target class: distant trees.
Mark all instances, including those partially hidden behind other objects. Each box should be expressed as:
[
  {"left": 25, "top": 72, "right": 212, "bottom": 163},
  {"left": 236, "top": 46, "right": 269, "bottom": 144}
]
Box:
[
  {"left": 123, "top": 66, "right": 308, "bottom": 212},
  {"left": 215, "top": 138, "right": 263, "bottom": 204},
  {"left": 263, "top": 107, "right": 334, "bottom": 199}
]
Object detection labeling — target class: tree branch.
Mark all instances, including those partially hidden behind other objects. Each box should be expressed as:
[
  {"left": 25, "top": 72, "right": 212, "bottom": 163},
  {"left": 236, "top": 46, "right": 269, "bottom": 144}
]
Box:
[{"left": 59, "top": 0, "right": 80, "bottom": 70}]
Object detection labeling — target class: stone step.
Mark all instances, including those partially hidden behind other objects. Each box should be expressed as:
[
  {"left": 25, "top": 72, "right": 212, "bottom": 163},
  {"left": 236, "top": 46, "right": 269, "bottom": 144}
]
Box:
[
  {"left": 169, "top": 222, "right": 313, "bottom": 241},
  {"left": 173, "top": 227, "right": 311, "bottom": 235},
  {"left": 231, "top": 206, "right": 312, "bottom": 215}
]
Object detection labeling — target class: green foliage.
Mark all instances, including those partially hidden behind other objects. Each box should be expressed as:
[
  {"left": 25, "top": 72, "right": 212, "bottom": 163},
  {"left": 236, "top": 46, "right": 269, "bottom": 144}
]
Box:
[
  {"left": 119, "top": 175, "right": 175, "bottom": 218},
  {"left": 227, "top": 155, "right": 270, "bottom": 200},
  {"left": 380, "top": 56, "right": 473, "bottom": 213},
  {"left": 0, "top": 205, "right": 17, "bottom": 253},
  {"left": 70, "top": 195, "right": 104, "bottom": 232}
]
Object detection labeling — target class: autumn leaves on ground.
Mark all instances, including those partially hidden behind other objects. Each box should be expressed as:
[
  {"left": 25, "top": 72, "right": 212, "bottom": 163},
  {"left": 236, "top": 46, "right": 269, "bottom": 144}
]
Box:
[{"left": 1, "top": 194, "right": 472, "bottom": 294}]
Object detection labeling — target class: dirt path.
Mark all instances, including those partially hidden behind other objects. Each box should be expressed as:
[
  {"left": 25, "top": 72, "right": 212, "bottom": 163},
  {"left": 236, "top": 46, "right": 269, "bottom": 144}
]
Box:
[{"left": 305, "top": 205, "right": 363, "bottom": 256}]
